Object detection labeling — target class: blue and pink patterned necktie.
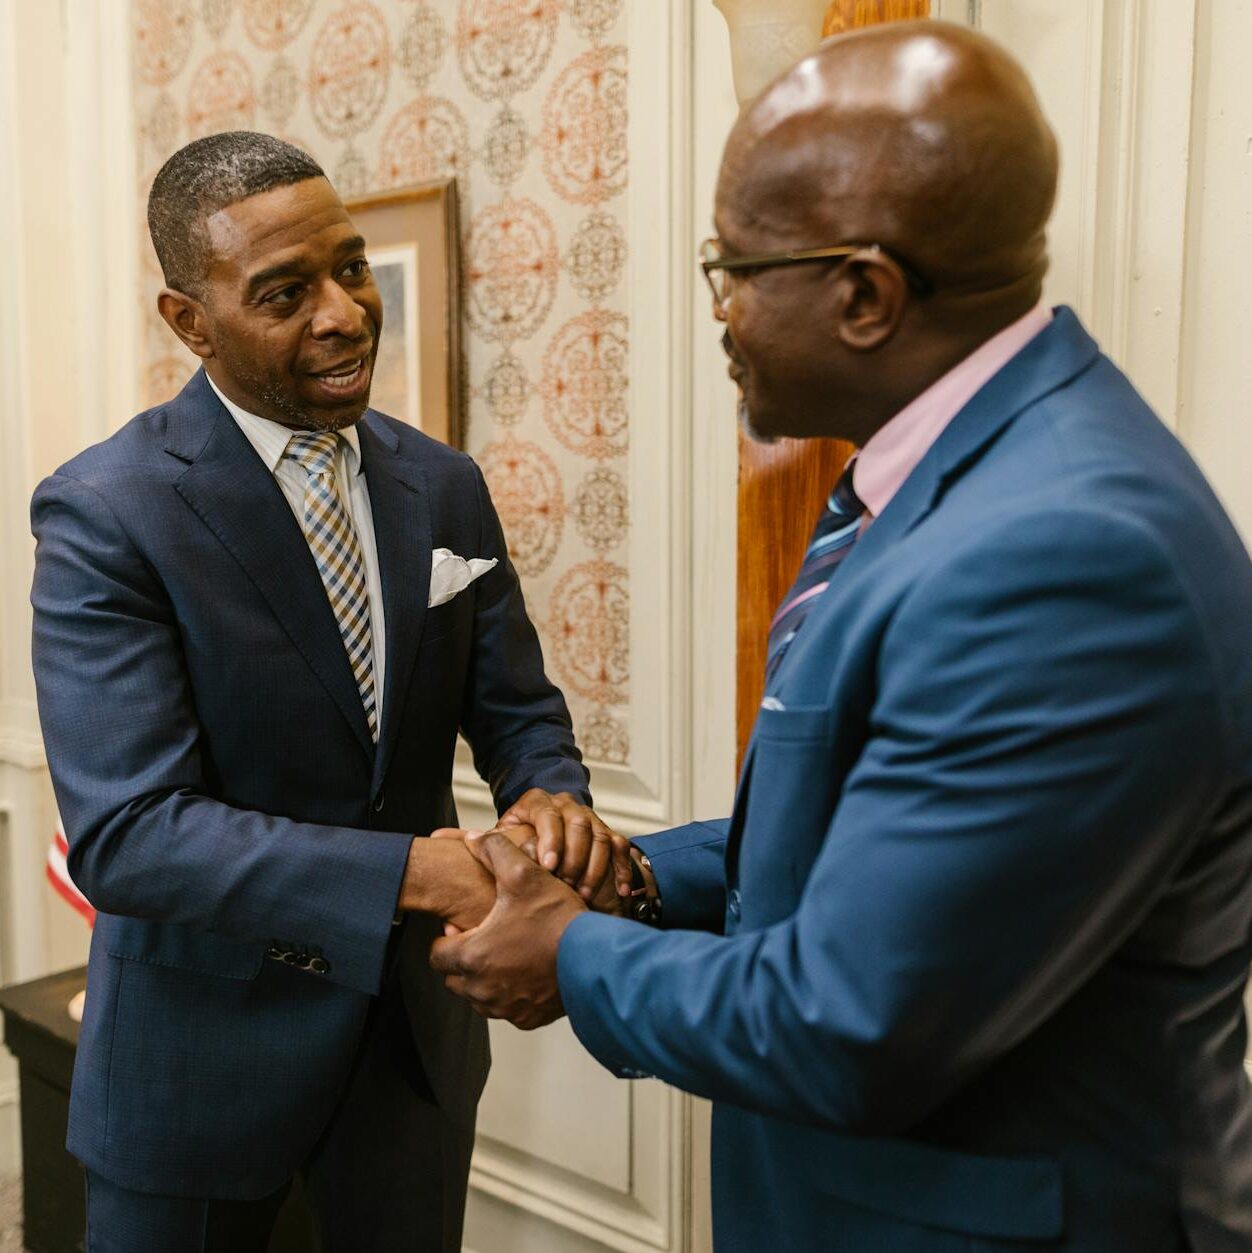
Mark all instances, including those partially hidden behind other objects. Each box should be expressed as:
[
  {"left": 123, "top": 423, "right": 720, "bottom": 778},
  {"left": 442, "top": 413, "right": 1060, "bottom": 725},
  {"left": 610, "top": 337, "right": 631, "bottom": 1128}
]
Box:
[{"left": 764, "top": 463, "right": 866, "bottom": 686}]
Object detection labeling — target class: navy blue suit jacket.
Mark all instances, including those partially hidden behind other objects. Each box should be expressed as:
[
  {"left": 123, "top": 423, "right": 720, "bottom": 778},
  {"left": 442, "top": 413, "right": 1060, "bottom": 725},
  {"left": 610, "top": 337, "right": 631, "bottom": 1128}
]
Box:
[
  {"left": 31, "top": 368, "right": 589, "bottom": 1198},
  {"left": 559, "top": 310, "right": 1252, "bottom": 1251}
]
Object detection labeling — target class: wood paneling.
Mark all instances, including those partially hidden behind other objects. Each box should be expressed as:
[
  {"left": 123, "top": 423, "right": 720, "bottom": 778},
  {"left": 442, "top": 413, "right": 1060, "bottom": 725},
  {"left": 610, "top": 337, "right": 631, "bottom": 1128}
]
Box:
[
  {"left": 735, "top": 436, "right": 852, "bottom": 767},
  {"left": 735, "top": 2, "right": 930, "bottom": 769},
  {"left": 822, "top": 0, "right": 931, "bottom": 36}
]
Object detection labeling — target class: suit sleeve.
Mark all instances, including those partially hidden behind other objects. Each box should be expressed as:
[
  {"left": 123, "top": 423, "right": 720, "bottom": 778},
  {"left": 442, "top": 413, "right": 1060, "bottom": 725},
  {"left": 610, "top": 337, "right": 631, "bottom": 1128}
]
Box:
[
  {"left": 31, "top": 472, "right": 412, "bottom": 997},
  {"left": 558, "top": 508, "right": 1228, "bottom": 1133},
  {"left": 633, "top": 820, "right": 729, "bottom": 932},
  {"left": 458, "top": 463, "right": 591, "bottom": 812}
]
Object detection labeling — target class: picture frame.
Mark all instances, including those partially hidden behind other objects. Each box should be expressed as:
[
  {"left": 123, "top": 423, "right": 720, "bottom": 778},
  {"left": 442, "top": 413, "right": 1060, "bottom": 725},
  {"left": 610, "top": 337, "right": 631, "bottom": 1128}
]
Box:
[{"left": 345, "top": 178, "right": 462, "bottom": 448}]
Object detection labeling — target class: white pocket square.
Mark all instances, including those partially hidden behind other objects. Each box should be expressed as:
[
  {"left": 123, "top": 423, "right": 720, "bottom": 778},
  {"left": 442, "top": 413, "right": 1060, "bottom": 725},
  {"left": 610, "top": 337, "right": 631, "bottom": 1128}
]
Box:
[{"left": 428, "top": 548, "right": 498, "bottom": 608}]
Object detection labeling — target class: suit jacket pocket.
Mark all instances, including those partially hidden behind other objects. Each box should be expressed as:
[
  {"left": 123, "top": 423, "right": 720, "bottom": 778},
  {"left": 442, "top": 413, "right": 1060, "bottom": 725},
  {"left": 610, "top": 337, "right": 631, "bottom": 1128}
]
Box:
[
  {"left": 421, "top": 593, "right": 471, "bottom": 646},
  {"left": 753, "top": 703, "right": 837, "bottom": 743},
  {"left": 100, "top": 914, "right": 264, "bottom": 981},
  {"left": 736, "top": 705, "right": 844, "bottom": 920}
]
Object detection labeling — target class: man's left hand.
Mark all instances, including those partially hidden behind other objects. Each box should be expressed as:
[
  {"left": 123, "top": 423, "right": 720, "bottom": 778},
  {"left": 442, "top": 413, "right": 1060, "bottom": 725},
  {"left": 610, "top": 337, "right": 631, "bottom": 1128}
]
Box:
[
  {"left": 430, "top": 830, "right": 586, "bottom": 1030},
  {"left": 498, "top": 788, "right": 633, "bottom": 904}
]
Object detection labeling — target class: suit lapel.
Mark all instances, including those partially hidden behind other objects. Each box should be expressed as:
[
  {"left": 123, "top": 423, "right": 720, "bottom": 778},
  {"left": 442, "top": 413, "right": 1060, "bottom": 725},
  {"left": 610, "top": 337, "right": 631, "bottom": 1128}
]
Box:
[
  {"left": 358, "top": 415, "right": 433, "bottom": 791},
  {"left": 791, "top": 307, "right": 1102, "bottom": 624},
  {"left": 167, "top": 370, "right": 375, "bottom": 761}
]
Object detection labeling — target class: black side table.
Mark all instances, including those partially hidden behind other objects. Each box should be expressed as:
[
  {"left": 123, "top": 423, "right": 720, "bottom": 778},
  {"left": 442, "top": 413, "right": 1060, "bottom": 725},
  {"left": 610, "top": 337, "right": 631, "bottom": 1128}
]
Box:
[
  {"left": 0, "top": 967, "right": 87, "bottom": 1253},
  {"left": 0, "top": 967, "right": 313, "bottom": 1253}
]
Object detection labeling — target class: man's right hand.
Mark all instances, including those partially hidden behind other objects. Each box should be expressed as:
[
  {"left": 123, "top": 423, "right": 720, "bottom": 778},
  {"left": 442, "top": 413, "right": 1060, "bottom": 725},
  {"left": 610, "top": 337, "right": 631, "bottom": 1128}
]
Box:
[
  {"left": 398, "top": 835, "right": 496, "bottom": 932},
  {"left": 433, "top": 822, "right": 629, "bottom": 917}
]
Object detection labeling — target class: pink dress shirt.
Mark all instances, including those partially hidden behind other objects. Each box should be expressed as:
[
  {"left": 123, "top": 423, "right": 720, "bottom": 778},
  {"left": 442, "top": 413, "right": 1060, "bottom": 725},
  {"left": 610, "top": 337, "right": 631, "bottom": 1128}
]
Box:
[{"left": 852, "top": 304, "right": 1053, "bottom": 519}]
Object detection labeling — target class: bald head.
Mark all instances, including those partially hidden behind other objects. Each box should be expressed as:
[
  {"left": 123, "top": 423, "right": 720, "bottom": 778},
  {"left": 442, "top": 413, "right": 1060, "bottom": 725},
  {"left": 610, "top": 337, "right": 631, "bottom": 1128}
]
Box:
[
  {"left": 721, "top": 20, "right": 1058, "bottom": 314},
  {"left": 709, "top": 22, "right": 1062, "bottom": 446}
]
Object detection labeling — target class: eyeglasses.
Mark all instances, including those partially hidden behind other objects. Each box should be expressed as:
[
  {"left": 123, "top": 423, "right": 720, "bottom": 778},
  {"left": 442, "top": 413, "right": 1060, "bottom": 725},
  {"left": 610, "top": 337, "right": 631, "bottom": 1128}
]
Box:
[{"left": 699, "top": 238, "right": 934, "bottom": 310}]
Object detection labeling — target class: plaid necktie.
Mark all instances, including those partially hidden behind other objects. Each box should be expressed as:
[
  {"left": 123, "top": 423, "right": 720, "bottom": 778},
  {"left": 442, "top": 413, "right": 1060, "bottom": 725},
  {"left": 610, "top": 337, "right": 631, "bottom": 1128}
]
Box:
[
  {"left": 284, "top": 431, "right": 378, "bottom": 742},
  {"left": 764, "top": 463, "right": 866, "bottom": 686}
]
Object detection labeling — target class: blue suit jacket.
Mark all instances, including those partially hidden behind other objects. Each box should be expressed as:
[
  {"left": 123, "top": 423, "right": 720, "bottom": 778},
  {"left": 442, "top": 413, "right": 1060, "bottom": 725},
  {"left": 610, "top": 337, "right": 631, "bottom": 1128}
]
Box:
[
  {"left": 31, "top": 368, "right": 589, "bottom": 1198},
  {"left": 559, "top": 310, "right": 1252, "bottom": 1251}
]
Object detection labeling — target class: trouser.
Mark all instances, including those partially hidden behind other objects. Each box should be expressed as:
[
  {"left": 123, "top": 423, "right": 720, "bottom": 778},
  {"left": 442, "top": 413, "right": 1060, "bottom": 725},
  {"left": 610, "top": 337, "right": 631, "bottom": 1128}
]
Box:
[{"left": 83, "top": 981, "right": 477, "bottom": 1253}]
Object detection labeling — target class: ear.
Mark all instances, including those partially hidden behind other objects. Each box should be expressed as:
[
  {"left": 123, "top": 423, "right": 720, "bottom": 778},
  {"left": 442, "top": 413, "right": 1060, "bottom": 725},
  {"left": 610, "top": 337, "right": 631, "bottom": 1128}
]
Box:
[
  {"left": 830, "top": 249, "right": 909, "bottom": 352},
  {"left": 156, "top": 288, "right": 215, "bottom": 361}
]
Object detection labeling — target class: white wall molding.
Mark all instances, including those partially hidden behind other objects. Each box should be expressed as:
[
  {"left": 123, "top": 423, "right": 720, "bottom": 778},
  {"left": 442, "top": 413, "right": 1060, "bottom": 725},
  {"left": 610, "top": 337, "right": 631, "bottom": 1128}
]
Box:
[
  {"left": 64, "top": 0, "right": 141, "bottom": 444},
  {"left": 0, "top": 701, "right": 44, "bottom": 773},
  {"left": 0, "top": 0, "right": 119, "bottom": 1007},
  {"left": 1088, "top": 0, "right": 1198, "bottom": 429},
  {"left": 0, "top": 734, "right": 45, "bottom": 775},
  {"left": 1172, "top": 0, "right": 1252, "bottom": 543},
  {"left": 976, "top": 0, "right": 1199, "bottom": 430}
]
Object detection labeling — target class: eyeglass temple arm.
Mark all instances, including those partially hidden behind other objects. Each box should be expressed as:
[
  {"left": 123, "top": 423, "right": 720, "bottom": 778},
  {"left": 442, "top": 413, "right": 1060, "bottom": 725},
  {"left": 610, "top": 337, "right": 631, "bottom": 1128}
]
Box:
[{"left": 701, "top": 245, "right": 860, "bottom": 273}]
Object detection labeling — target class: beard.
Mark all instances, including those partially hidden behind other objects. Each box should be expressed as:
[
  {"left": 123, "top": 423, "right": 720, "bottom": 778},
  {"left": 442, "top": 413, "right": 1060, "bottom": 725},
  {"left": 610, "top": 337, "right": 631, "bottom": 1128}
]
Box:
[
  {"left": 737, "top": 392, "right": 779, "bottom": 445},
  {"left": 724, "top": 330, "right": 778, "bottom": 445},
  {"left": 220, "top": 346, "right": 374, "bottom": 432}
]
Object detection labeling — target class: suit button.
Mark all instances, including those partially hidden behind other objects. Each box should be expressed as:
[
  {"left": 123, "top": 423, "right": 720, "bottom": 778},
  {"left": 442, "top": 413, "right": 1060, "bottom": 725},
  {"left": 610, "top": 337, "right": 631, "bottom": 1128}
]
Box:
[
  {"left": 373, "top": 789, "right": 386, "bottom": 813},
  {"left": 728, "top": 888, "right": 741, "bottom": 921}
]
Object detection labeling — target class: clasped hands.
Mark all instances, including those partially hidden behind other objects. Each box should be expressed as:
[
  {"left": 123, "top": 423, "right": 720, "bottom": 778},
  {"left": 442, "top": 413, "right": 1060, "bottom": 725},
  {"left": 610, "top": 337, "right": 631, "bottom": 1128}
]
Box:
[{"left": 398, "top": 789, "right": 632, "bottom": 1029}]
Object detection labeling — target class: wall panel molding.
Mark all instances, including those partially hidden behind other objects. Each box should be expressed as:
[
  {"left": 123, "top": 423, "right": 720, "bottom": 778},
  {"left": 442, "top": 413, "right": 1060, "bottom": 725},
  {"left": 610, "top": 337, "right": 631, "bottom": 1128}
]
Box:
[
  {"left": 977, "top": 0, "right": 1198, "bottom": 429},
  {"left": 1089, "top": 0, "right": 1198, "bottom": 428},
  {"left": 0, "top": 0, "right": 124, "bottom": 1013}
]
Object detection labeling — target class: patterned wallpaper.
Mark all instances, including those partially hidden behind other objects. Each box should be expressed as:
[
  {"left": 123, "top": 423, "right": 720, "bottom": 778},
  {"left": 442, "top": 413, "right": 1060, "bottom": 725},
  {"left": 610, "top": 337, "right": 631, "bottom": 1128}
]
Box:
[{"left": 132, "top": 0, "right": 632, "bottom": 767}]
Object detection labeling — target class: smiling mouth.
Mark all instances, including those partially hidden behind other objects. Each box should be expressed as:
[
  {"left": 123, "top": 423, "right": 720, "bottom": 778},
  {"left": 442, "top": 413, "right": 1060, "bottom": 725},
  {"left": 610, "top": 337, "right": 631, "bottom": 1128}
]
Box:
[{"left": 309, "top": 355, "right": 371, "bottom": 396}]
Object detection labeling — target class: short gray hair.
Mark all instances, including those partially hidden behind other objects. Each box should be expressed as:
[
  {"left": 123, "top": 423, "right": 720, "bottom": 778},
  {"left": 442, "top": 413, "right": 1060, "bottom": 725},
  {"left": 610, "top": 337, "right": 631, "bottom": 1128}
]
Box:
[{"left": 147, "top": 131, "right": 325, "bottom": 297}]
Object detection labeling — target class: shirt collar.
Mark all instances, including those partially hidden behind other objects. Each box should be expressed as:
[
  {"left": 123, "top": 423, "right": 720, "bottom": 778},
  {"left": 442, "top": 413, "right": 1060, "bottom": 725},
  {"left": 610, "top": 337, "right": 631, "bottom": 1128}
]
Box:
[
  {"left": 852, "top": 303, "right": 1052, "bottom": 519},
  {"left": 206, "top": 373, "right": 362, "bottom": 475}
]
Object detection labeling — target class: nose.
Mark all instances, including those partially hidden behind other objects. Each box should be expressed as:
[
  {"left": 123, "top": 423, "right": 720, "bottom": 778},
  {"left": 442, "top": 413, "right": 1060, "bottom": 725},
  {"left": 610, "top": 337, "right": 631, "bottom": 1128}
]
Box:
[
  {"left": 712, "top": 290, "right": 729, "bottom": 323},
  {"left": 310, "top": 278, "right": 368, "bottom": 340}
]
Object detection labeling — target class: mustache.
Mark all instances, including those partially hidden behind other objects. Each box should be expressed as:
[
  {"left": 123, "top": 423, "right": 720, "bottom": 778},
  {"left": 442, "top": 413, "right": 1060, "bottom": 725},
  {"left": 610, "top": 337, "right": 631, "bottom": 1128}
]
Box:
[
  {"left": 721, "top": 331, "right": 742, "bottom": 366},
  {"left": 306, "top": 332, "right": 375, "bottom": 371}
]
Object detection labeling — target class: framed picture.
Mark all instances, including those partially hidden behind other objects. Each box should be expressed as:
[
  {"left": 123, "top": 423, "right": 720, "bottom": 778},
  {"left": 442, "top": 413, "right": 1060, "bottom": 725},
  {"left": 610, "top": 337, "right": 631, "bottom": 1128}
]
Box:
[{"left": 346, "top": 179, "right": 462, "bottom": 448}]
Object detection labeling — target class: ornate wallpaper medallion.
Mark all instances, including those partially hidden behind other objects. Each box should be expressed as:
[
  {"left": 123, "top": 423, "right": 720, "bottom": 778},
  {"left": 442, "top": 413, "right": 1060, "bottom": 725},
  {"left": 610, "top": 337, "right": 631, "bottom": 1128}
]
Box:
[
  {"left": 548, "top": 559, "right": 629, "bottom": 705},
  {"left": 242, "top": 0, "right": 315, "bottom": 51},
  {"left": 456, "top": 0, "right": 560, "bottom": 102},
  {"left": 572, "top": 466, "right": 627, "bottom": 551},
  {"left": 565, "top": 209, "right": 625, "bottom": 302},
  {"left": 377, "top": 96, "right": 469, "bottom": 185},
  {"left": 466, "top": 198, "right": 559, "bottom": 343},
  {"left": 483, "top": 350, "right": 530, "bottom": 426},
  {"left": 540, "top": 309, "right": 628, "bottom": 458},
  {"left": 186, "top": 52, "right": 257, "bottom": 138},
  {"left": 541, "top": 46, "right": 627, "bottom": 205},
  {"left": 478, "top": 436, "right": 565, "bottom": 577},
  {"left": 398, "top": 5, "right": 447, "bottom": 90},
  {"left": 134, "top": 0, "right": 196, "bottom": 89},
  {"left": 309, "top": 3, "right": 391, "bottom": 140},
  {"left": 260, "top": 56, "right": 302, "bottom": 124}
]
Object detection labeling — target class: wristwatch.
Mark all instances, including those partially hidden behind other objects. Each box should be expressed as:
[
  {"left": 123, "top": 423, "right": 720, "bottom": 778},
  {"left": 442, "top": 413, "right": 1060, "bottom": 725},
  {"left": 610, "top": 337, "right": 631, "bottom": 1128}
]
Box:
[{"left": 626, "top": 844, "right": 663, "bottom": 925}]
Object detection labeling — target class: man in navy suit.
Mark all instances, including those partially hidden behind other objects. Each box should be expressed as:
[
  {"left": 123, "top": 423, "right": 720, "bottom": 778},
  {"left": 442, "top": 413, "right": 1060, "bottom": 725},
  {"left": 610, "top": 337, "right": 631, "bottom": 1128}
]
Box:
[
  {"left": 432, "top": 22, "right": 1252, "bottom": 1251},
  {"left": 31, "top": 132, "right": 625, "bottom": 1252}
]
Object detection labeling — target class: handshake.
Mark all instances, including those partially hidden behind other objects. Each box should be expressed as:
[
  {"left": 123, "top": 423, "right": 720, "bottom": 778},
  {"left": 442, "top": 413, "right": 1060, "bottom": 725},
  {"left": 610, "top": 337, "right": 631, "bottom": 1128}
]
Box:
[{"left": 398, "top": 789, "right": 646, "bottom": 1031}]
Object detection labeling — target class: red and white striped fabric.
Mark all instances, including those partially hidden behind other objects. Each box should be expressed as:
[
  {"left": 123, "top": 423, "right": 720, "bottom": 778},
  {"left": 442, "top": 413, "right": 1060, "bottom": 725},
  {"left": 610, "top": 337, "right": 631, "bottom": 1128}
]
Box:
[{"left": 46, "top": 819, "right": 95, "bottom": 926}]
